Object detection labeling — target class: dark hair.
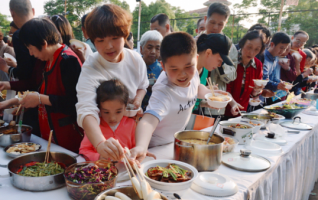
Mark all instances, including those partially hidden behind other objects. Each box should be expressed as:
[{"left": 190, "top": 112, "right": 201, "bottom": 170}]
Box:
[
  {"left": 19, "top": 18, "right": 61, "bottom": 51},
  {"left": 294, "top": 30, "right": 309, "bottom": 38},
  {"left": 86, "top": 4, "right": 132, "bottom": 43},
  {"left": 239, "top": 30, "right": 265, "bottom": 54},
  {"left": 271, "top": 32, "right": 291, "bottom": 46},
  {"left": 50, "top": 15, "right": 74, "bottom": 46},
  {"left": 10, "top": 21, "right": 19, "bottom": 29},
  {"left": 150, "top": 13, "right": 170, "bottom": 27},
  {"left": 197, "top": 34, "right": 218, "bottom": 54},
  {"left": 127, "top": 32, "right": 133, "bottom": 41},
  {"left": 303, "top": 49, "right": 314, "bottom": 59},
  {"left": 196, "top": 17, "right": 204, "bottom": 29},
  {"left": 248, "top": 23, "right": 271, "bottom": 40},
  {"left": 207, "top": 2, "right": 230, "bottom": 19},
  {"left": 3, "top": 36, "right": 8, "bottom": 43},
  {"left": 96, "top": 79, "right": 129, "bottom": 106},
  {"left": 160, "top": 32, "right": 196, "bottom": 64},
  {"left": 81, "top": 13, "right": 88, "bottom": 29}
]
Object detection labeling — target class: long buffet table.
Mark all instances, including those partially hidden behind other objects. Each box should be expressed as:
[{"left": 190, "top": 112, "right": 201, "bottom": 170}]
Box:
[{"left": 1, "top": 105, "right": 318, "bottom": 200}]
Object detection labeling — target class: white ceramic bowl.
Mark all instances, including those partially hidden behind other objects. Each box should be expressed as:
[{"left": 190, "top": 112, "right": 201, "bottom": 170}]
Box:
[
  {"left": 125, "top": 104, "right": 141, "bottom": 117},
  {"left": 4, "top": 53, "right": 17, "bottom": 63},
  {"left": 222, "top": 136, "right": 239, "bottom": 153},
  {"left": 141, "top": 159, "right": 198, "bottom": 191},
  {"left": 284, "top": 83, "right": 293, "bottom": 90},
  {"left": 308, "top": 76, "right": 318, "bottom": 81},
  {"left": 249, "top": 99, "right": 261, "bottom": 106},
  {"left": 69, "top": 39, "right": 85, "bottom": 49},
  {"left": 278, "top": 57, "right": 289, "bottom": 64},
  {"left": 219, "top": 121, "right": 254, "bottom": 145},
  {"left": 253, "top": 79, "right": 269, "bottom": 87},
  {"left": 291, "top": 50, "right": 302, "bottom": 60},
  {"left": 228, "top": 118, "right": 264, "bottom": 134},
  {"left": 205, "top": 92, "right": 232, "bottom": 109}
]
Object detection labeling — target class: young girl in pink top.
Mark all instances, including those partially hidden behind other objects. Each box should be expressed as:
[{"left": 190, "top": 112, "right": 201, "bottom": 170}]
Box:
[{"left": 79, "top": 79, "right": 135, "bottom": 161}]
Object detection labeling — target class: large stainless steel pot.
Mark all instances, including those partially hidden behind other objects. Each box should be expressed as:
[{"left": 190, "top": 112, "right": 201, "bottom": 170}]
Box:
[
  {"left": 0, "top": 125, "right": 32, "bottom": 147},
  {"left": 174, "top": 130, "right": 224, "bottom": 171},
  {"left": 0, "top": 151, "right": 76, "bottom": 191}
]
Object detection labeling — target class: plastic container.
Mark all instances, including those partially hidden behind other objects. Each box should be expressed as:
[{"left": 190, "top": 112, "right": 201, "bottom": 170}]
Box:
[{"left": 222, "top": 136, "right": 239, "bottom": 153}]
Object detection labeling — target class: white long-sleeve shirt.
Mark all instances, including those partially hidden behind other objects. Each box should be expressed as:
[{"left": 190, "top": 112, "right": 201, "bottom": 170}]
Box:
[{"left": 76, "top": 48, "right": 149, "bottom": 127}]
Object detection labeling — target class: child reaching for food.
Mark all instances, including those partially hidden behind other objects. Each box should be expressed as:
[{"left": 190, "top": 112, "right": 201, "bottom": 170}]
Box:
[
  {"left": 76, "top": 4, "right": 149, "bottom": 160},
  {"left": 127, "top": 32, "right": 239, "bottom": 162},
  {"left": 79, "top": 79, "right": 135, "bottom": 161}
]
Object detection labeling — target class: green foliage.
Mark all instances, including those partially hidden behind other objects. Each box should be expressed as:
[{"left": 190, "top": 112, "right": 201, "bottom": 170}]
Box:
[
  {"left": 44, "top": 0, "right": 130, "bottom": 40},
  {"left": 131, "top": 0, "right": 199, "bottom": 42},
  {"left": 0, "top": 13, "right": 10, "bottom": 35}
]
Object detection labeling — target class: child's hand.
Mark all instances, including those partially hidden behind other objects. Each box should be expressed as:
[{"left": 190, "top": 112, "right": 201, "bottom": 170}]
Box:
[
  {"left": 128, "top": 146, "right": 147, "bottom": 165},
  {"left": 96, "top": 138, "right": 125, "bottom": 161}
]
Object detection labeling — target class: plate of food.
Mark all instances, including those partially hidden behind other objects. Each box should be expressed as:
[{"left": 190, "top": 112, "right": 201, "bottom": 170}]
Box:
[
  {"left": 249, "top": 98, "right": 262, "bottom": 106},
  {"left": 205, "top": 92, "right": 232, "bottom": 109},
  {"left": 264, "top": 103, "right": 307, "bottom": 119},
  {"left": 223, "top": 136, "right": 239, "bottom": 153},
  {"left": 219, "top": 121, "right": 254, "bottom": 145},
  {"left": 4, "top": 142, "right": 41, "bottom": 158},
  {"left": 141, "top": 159, "right": 198, "bottom": 191},
  {"left": 253, "top": 79, "right": 269, "bottom": 87}
]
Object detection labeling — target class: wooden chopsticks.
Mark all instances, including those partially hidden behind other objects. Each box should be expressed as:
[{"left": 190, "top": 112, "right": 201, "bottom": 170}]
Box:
[{"left": 44, "top": 130, "right": 53, "bottom": 163}]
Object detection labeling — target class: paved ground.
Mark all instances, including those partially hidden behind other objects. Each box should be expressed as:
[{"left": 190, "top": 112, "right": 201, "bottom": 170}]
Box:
[{"left": 309, "top": 182, "right": 318, "bottom": 200}]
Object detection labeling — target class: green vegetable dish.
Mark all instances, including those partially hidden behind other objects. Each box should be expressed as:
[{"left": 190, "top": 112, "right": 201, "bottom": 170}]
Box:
[
  {"left": 17, "top": 161, "right": 65, "bottom": 177},
  {"left": 146, "top": 164, "right": 192, "bottom": 183}
]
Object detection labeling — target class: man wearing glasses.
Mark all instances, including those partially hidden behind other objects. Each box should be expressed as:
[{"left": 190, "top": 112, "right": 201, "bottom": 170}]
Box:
[{"left": 291, "top": 30, "right": 309, "bottom": 73}]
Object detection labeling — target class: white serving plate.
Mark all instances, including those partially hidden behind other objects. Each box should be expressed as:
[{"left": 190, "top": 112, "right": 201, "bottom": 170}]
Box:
[
  {"left": 254, "top": 134, "right": 287, "bottom": 146},
  {"left": 244, "top": 140, "right": 282, "bottom": 155},
  {"left": 191, "top": 172, "right": 238, "bottom": 197},
  {"left": 141, "top": 159, "right": 198, "bottom": 191}
]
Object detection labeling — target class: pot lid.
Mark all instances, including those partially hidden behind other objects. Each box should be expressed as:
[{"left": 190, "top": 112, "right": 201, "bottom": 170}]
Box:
[
  {"left": 254, "top": 134, "right": 287, "bottom": 146},
  {"left": 222, "top": 150, "right": 271, "bottom": 172},
  {"left": 244, "top": 140, "right": 282, "bottom": 155},
  {"left": 191, "top": 172, "right": 238, "bottom": 197},
  {"left": 280, "top": 116, "right": 312, "bottom": 130}
]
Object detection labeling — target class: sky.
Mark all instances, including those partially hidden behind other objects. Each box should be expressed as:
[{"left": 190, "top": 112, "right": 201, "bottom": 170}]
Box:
[{"left": 0, "top": 0, "right": 259, "bottom": 26}]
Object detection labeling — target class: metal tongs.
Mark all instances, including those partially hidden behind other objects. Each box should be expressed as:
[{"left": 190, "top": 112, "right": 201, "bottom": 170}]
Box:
[{"left": 206, "top": 115, "right": 221, "bottom": 144}]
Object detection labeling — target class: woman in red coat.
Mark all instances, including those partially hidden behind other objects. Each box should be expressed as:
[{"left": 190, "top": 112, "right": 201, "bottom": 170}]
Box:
[
  {"left": 225, "top": 30, "right": 266, "bottom": 118},
  {"left": 16, "top": 18, "right": 83, "bottom": 152}
]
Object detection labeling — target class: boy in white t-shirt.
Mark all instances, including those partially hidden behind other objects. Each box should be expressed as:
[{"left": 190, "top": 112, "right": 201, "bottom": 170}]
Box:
[{"left": 130, "top": 32, "right": 234, "bottom": 162}]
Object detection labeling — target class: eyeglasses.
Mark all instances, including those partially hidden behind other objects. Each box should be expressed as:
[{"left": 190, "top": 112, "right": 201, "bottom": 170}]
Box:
[{"left": 296, "top": 39, "right": 306, "bottom": 45}]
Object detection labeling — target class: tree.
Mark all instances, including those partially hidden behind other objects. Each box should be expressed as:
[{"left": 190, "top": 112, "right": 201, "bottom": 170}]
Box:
[
  {"left": 0, "top": 13, "right": 10, "bottom": 35},
  {"left": 44, "top": 0, "right": 130, "bottom": 40},
  {"left": 131, "top": 0, "right": 199, "bottom": 43},
  {"left": 284, "top": 0, "right": 318, "bottom": 46}
]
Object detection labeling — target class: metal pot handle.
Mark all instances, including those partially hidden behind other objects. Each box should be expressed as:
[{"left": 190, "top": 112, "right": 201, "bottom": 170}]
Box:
[
  {"left": 175, "top": 142, "right": 193, "bottom": 148},
  {"left": 293, "top": 116, "right": 301, "bottom": 124},
  {"left": 0, "top": 164, "right": 7, "bottom": 168}
]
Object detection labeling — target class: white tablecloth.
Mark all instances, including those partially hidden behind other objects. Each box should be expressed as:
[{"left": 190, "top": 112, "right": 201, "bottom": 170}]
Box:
[
  {"left": 0, "top": 135, "right": 85, "bottom": 200},
  {"left": 1, "top": 108, "right": 318, "bottom": 200}
]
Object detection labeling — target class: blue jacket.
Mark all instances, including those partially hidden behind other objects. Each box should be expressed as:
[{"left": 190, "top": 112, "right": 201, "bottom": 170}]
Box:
[{"left": 263, "top": 49, "right": 280, "bottom": 91}]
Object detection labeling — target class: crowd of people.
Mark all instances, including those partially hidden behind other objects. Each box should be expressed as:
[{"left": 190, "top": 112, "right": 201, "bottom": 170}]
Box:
[{"left": 0, "top": 0, "right": 317, "bottom": 163}]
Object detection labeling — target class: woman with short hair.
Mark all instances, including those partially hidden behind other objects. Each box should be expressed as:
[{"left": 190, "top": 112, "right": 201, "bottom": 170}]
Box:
[{"left": 225, "top": 30, "right": 266, "bottom": 117}]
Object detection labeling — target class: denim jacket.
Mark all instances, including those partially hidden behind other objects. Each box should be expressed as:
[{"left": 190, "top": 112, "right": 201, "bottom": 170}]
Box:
[{"left": 263, "top": 49, "right": 280, "bottom": 91}]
